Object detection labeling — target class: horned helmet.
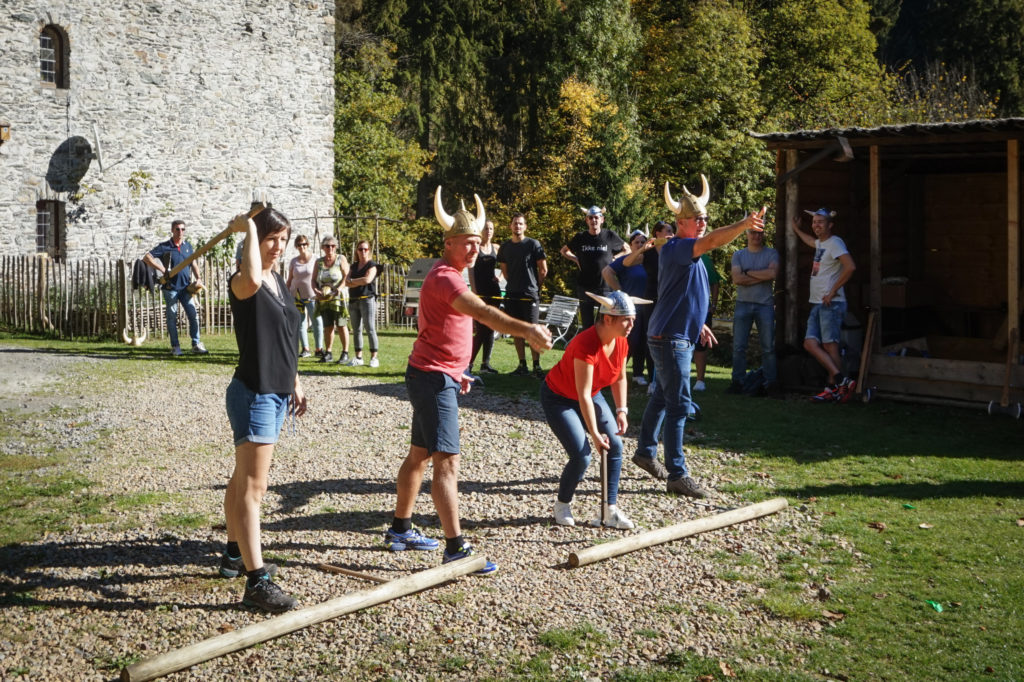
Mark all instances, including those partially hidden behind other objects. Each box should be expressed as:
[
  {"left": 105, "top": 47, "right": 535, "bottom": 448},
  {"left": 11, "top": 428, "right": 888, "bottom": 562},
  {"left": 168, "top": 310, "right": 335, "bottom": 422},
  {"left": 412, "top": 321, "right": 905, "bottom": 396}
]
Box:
[
  {"left": 585, "top": 290, "right": 652, "bottom": 317},
  {"left": 664, "top": 174, "right": 710, "bottom": 220},
  {"left": 434, "top": 185, "right": 486, "bottom": 239}
]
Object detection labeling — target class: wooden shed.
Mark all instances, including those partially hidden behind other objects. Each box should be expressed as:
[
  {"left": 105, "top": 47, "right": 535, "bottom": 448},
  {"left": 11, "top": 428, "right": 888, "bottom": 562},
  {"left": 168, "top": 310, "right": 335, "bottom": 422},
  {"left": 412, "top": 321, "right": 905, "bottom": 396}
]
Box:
[{"left": 753, "top": 118, "right": 1023, "bottom": 409}]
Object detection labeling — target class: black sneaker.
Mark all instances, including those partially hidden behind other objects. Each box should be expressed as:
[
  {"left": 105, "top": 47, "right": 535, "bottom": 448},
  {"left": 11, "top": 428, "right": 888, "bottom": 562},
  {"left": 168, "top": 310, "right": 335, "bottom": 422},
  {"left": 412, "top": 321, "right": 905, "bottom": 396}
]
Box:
[
  {"left": 242, "top": 576, "right": 297, "bottom": 613},
  {"left": 479, "top": 364, "right": 498, "bottom": 374},
  {"left": 511, "top": 364, "right": 530, "bottom": 376},
  {"left": 666, "top": 476, "right": 710, "bottom": 499},
  {"left": 219, "top": 554, "right": 278, "bottom": 579},
  {"left": 320, "top": 351, "right": 333, "bottom": 363},
  {"left": 337, "top": 351, "right": 350, "bottom": 364},
  {"left": 532, "top": 366, "right": 545, "bottom": 378},
  {"left": 631, "top": 453, "right": 668, "bottom": 480}
]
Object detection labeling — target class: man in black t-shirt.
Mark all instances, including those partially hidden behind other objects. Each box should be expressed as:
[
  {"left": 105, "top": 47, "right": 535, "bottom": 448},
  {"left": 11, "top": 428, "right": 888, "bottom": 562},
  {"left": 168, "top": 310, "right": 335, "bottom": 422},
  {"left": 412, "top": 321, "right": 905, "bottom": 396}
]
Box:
[
  {"left": 560, "top": 205, "right": 628, "bottom": 329},
  {"left": 497, "top": 213, "right": 548, "bottom": 376}
]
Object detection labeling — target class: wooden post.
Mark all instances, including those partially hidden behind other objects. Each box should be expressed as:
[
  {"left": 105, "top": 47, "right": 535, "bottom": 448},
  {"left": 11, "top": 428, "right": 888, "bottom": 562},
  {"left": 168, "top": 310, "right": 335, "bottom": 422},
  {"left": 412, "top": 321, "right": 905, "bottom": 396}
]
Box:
[
  {"left": 568, "top": 498, "right": 788, "bottom": 568},
  {"left": 869, "top": 145, "right": 882, "bottom": 338},
  {"left": 121, "top": 556, "right": 485, "bottom": 682},
  {"left": 785, "top": 150, "right": 799, "bottom": 346},
  {"left": 1008, "top": 139, "right": 1020, "bottom": 352}
]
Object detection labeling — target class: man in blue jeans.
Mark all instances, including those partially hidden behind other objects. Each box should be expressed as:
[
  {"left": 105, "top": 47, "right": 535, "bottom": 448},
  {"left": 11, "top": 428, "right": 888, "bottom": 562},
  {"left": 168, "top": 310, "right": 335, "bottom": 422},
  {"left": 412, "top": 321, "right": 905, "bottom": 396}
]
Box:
[
  {"left": 790, "top": 208, "right": 857, "bottom": 402},
  {"left": 632, "top": 175, "right": 764, "bottom": 497},
  {"left": 143, "top": 220, "right": 208, "bottom": 356},
  {"left": 729, "top": 228, "right": 779, "bottom": 395}
]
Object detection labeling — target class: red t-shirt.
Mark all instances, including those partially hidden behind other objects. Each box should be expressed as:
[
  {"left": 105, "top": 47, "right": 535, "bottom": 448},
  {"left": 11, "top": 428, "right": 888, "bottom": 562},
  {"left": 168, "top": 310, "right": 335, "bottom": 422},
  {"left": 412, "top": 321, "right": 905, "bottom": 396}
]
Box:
[
  {"left": 408, "top": 260, "right": 473, "bottom": 380},
  {"left": 544, "top": 325, "right": 628, "bottom": 400}
]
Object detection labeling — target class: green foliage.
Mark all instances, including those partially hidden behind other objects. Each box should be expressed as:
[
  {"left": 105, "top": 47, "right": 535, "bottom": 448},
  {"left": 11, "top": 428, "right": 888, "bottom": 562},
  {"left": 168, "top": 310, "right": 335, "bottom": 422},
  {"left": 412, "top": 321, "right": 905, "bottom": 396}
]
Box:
[{"left": 887, "top": 60, "right": 998, "bottom": 122}]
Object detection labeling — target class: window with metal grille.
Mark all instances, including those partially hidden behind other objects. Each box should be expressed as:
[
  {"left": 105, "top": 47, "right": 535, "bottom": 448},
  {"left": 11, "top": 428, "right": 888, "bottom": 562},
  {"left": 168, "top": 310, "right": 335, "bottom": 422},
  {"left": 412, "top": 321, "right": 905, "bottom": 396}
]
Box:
[
  {"left": 36, "top": 200, "right": 66, "bottom": 261},
  {"left": 39, "top": 25, "right": 68, "bottom": 88}
]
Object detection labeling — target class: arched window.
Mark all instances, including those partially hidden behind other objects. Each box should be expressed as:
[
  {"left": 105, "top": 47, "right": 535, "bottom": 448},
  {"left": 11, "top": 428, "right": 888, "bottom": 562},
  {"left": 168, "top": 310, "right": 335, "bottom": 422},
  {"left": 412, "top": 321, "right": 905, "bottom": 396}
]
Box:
[{"left": 40, "top": 25, "right": 69, "bottom": 88}]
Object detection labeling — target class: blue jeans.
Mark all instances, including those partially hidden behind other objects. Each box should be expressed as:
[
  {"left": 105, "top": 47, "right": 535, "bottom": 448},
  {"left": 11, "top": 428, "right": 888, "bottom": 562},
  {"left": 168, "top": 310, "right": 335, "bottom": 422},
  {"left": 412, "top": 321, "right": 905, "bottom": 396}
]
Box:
[
  {"left": 806, "top": 301, "right": 847, "bottom": 345},
  {"left": 636, "top": 337, "right": 694, "bottom": 479},
  {"left": 162, "top": 288, "right": 200, "bottom": 349},
  {"left": 296, "top": 297, "right": 324, "bottom": 352},
  {"left": 350, "top": 297, "right": 378, "bottom": 353},
  {"left": 540, "top": 382, "right": 622, "bottom": 505},
  {"left": 732, "top": 301, "right": 777, "bottom": 384},
  {"left": 225, "top": 378, "right": 290, "bottom": 446}
]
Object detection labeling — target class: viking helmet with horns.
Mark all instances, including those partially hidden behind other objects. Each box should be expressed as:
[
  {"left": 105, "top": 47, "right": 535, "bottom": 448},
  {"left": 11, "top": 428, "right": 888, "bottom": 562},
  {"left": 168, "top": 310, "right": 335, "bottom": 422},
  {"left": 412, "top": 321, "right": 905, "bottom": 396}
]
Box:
[
  {"left": 585, "top": 290, "right": 652, "bottom": 317},
  {"left": 434, "top": 186, "right": 486, "bottom": 239},
  {"left": 664, "top": 174, "right": 710, "bottom": 219}
]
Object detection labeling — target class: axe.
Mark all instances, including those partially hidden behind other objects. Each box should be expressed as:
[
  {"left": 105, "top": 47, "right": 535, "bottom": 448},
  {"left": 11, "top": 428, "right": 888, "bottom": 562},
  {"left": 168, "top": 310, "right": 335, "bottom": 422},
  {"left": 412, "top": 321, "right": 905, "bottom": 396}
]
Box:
[{"left": 158, "top": 203, "right": 266, "bottom": 286}]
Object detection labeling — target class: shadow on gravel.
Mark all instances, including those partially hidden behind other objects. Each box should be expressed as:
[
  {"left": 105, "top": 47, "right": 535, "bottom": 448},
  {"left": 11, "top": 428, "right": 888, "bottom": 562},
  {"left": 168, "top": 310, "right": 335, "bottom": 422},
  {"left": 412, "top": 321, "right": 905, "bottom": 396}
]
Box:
[{"left": 0, "top": 538, "right": 246, "bottom": 613}]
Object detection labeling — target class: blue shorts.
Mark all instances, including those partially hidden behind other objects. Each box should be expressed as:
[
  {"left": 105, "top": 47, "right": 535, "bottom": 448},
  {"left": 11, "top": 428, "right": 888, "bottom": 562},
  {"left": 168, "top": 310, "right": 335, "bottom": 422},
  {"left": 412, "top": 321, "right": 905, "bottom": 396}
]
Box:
[
  {"left": 405, "top": 365, "right": 460, "bottom": 454},
  {"left": 805, "top": 301, "right": 847, "bottom": 345},
  {"left": 225, "top": 377, "right": 290, "bottom": 446}
]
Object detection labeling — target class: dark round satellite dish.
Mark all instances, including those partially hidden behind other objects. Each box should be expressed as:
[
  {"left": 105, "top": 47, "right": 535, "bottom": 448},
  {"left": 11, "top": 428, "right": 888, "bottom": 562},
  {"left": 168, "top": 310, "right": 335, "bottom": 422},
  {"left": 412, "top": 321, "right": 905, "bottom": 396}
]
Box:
[{"left": 46, "top": 135, "right": 93, "bottom": 192}]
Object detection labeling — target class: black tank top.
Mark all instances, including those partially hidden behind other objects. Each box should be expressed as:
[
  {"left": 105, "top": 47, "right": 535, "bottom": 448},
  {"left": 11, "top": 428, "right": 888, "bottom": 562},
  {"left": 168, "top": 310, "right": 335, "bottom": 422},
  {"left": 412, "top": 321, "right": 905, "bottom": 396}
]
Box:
[
  {"left": 230, "top": 271, "right": 300, "bottom": 394},
  {"left": 349, "top": 259, "right": 378, "bottom": 298},
  {"left": 473, "top": 246, "right": 501, "bottom": 298}
]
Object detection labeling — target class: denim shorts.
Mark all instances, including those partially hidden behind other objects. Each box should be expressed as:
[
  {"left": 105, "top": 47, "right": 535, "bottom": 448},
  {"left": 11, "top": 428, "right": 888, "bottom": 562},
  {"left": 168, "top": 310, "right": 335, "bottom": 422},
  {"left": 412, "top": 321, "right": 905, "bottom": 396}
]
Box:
[
  {"left": 405, "top": 365, "right": 461, "bottom": 454},
  {"left": 225, "top": 377, "right": 290, "bottom": 446},
  {"left": 805, "top": 300, "right": 847, "bottom": 344}
]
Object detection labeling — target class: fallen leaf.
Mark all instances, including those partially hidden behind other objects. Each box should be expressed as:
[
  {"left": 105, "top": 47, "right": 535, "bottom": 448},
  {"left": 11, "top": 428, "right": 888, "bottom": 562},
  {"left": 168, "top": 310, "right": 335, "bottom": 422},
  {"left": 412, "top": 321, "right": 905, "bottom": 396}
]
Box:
[
  {"left": 808, "top": 496, "right": 818, "bottom": 503},
  {"left": 873, "top": 592, "right": 888, "bottom": 600},
  {"left": 822, "top": 609, "right": 845, "bottom": 620},
  {"left": 719, "top": 660, "right": 736, "bottom": 677},
  {"left": 1015, "top": 518, "right": 1024, "bottom": 527},
  {"left": 985, "top": 666, "right": 995, "bottom": 673},
  {"left": 868, "top": 521, "right": 887, "bottom": 532},
  {"left": 697, "top": 676, "right": 715, "bottom": 682},
  {"left": 887, "top": 473, "right": 903, "bottom": 479},
  {"left": 919, "top": 523, "right": 934, "bottom": 529},
  {"left": 217, "top": 623, "right": 234, "bottom": 633}
]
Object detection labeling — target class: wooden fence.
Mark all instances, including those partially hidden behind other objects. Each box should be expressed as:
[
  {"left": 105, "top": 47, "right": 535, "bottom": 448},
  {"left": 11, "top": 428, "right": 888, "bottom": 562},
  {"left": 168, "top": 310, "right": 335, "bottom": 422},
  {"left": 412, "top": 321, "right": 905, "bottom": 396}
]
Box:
[{"left": 0, "top": 254, "right": 413, "bottom": 342}]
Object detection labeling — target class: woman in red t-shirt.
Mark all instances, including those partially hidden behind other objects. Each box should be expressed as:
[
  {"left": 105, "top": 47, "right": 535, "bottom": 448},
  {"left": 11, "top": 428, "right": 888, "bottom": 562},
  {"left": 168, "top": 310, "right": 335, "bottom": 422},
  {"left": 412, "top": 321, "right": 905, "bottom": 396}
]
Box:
[{"left": 540, "top": 291, "right": 649, "bottom": 529}]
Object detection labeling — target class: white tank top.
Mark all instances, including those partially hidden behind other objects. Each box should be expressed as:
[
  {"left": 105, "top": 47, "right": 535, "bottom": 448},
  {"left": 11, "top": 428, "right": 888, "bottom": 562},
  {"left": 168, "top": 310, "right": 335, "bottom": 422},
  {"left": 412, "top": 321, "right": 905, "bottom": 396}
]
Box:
[{"left": 289, "top": 257, "right": 317, "bottom": 299}]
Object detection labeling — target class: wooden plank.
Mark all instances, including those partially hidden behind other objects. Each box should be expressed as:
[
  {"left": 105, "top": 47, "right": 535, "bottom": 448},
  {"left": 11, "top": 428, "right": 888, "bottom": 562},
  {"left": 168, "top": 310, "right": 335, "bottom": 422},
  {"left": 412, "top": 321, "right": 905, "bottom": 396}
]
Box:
[
  {"left": 785, "top": 149, "right": 799, "bottom": 346},
  {"left": 869, "top": 353, "right": 1024, "bottom": 387},
  {"left": 871, "top": 373, "right": 1023, "bottom": 404},
  {"left": 869, "top": 145, "right": 882, "bottom": 332},
  {"left": 1008, "top": 139, "right": 1020, "bottom": 350}
]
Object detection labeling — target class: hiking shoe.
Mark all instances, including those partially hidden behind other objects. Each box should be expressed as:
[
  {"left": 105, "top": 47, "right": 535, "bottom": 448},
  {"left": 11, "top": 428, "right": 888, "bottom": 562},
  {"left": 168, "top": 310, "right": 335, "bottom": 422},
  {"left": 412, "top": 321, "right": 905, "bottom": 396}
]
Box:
[
  {"left": 299, "top": 349, "right": 312, "bottom": 358},
  {"left": 553, "top": 500, "right": 575, "bottom": 526},
  {"left": 633, "top": 375, "right": 648, "bottom": 387},
  {"left": 171, "top": 346, "right": 184, "bottom": 356},
  {"left": 345, "top": 357, "right": 364, "bottom": 366},
  {"left": 242, "top": 576, "right": 297, "bottom": 613},
  {"left": 442, "top": 543, "right": 497, "bottom": 575},
  {"left": 666, "top": 476, "right": 710, "bottom": 499},
  {"left": 693, "top": 380, "right": 706, "bottom": 392},
  {"left": 320, "top": 351, "right": 333, "bottom": 363},
  {"left": 479, "top": 364, "right": 498, "bottom": 374},
  {"left": 337, "top": 351, "right": 350, "bottom": 364},
  {"left": 835, "top": 377, "right": 856, "bottom": 403},
  {"left": 532, "top": 366, "right": 545, "bottom": 378},
  {"left": 811, "top": 384, "right": 838, "bottom": 402},
  {"left": 369, "top": 357, "right": 380, "bottom": 368},
  {"left": 219, "top": 555, "right": 277, "bottom": 579},
  {"left": 632, "top": 453, "right": 668, "bottom": 480},
  {"left": 384, "top": 526, "right": 440, "bottom": 551},
  {"left": 511, "top": 364, "right": 530, "bottom": 376},
  {"left": 603, "top": 505, "right": 635, "bottom": 530},
  {"left": 192, "top": 342, "right": 209, "bottom": 354}
]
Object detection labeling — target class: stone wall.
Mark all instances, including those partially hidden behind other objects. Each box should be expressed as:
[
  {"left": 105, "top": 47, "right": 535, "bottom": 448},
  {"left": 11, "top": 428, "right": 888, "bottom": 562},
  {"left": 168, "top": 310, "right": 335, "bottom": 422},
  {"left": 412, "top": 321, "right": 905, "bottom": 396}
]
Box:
[{"left": 0, "top": 1, "right": 335, "bottom": 260}]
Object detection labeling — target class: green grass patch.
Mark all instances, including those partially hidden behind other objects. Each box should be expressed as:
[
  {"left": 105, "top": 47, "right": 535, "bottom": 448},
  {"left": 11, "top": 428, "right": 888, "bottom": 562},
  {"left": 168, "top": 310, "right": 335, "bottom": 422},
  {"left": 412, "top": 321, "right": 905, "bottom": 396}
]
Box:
[
  {"left": 536, "top": 622, "right": 606, "bottom": 651},
  {"left": 157, "top": 512, "right": 209, "bottom": 530}
]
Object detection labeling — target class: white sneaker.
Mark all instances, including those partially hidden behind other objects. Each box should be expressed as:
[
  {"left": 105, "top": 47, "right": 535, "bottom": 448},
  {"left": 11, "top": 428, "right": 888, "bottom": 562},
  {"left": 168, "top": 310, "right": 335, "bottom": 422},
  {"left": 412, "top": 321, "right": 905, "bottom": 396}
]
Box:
[
  {"left": 604, "top": 505, "right": 635, "bottom": 530},
  {"left": 369, "top": 357, "right": 379, "bottom": 368},
  {"left": 345, "top": 357, "right": 364, "bottom": 366},
  {"left": 554, "top": 500, "right": 575, "bottom": 526},
  {"left": 693, "top": 380, "right": 706, "bottom": 392},
  {"left": 192, "top": 341, "right": 209, "bottom": 354},
  {"left": 633, "top": 376, "right": 648, "bottom": 386}
]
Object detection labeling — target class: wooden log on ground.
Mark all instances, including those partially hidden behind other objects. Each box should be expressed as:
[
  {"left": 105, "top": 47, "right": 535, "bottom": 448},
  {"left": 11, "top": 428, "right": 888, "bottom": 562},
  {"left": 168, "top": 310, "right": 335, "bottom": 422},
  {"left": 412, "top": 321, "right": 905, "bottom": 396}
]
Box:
[
  {"left": 568, "top": 497, "right": 788, "bottom": 568},
  {"left": 316, "top": 563, "right": 390, "bottom": 584},
  {"left": 122, "top": 555, "right": 484, "bottom": 681}
]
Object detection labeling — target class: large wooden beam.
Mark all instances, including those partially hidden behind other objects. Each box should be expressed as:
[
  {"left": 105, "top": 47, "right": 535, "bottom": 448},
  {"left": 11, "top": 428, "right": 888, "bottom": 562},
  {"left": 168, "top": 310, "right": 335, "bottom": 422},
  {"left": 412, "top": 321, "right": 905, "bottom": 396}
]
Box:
[
  {"left": 785, "top": 151, "right": 800, "bottom": 346},
  {"left": 122, "top": 556, "right": 485, "bottom": 682},
  {"left": 567, "top": 498, "right": 788, "bottom": 568},
  {"left": 1008, "top": 139, "right": 1020, "bottom": 351},
  {"left": 869, "top": 145, "right": 882, "bottom": 339}
]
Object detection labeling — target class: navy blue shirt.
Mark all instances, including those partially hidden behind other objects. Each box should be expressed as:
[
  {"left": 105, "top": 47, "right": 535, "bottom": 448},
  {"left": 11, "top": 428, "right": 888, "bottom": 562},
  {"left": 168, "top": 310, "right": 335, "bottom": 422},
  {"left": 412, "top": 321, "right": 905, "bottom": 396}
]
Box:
[
  {"left": 149, "top": 239, "right": 194, "bottom": 292},
  {"left": 648, "top": 238, "right": 709, "bottom": 343}
]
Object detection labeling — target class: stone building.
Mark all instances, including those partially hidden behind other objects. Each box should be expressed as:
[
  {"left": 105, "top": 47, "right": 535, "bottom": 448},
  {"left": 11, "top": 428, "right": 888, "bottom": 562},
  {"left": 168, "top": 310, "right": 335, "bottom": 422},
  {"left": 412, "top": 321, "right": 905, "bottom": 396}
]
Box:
[{"left": 0, "top": 1, "right": 335, "bottom": 260}]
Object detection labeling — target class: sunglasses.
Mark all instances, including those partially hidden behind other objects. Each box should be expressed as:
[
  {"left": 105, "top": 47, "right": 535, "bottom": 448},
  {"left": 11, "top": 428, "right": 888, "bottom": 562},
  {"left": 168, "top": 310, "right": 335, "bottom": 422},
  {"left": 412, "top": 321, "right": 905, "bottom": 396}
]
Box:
[
  {"left": 357, "top": 247, "right": 369, "bottom": 251},
  {"left": 296, "top": 242, "right": 309, "bottom": 247}
]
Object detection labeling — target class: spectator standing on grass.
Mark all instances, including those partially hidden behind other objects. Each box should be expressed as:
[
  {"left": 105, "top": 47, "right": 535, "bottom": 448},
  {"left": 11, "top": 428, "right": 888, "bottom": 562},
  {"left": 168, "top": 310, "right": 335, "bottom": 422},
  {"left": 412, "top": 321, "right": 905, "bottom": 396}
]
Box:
[
  {"left": 560, "top": 206, "right": 628, "bottom": 330},
  {"left": 221, "top": 206, "right": 305, "bottom": 613},
  {"left": 142, "top": 219, "right": 208, "bottom": 356},
  {"left": 632, "top": 175, "right": 764, "bottom": 497},
  {"left": 497, "top": 213, "right": 548, "bottom": 377},
  {"left": 729, "top": 227, "right": 780, "bottom": 395},
  {"left": 312, "top": 236, "right": 350, "bottom": 364},
  {"left": 622, "top": 220, "right": 675, "bottom": 390},
  {"left": 468, "top": 220, "right": 502, "bottom": 375},
  {"left": 344, "top": 240, "right": 381, "bottom": 367},
  {"left": 790, "top": 208, "right": 857, "bottom": 402},
  {"left": 602, "top": 229, "right": 650, "bottom": 386},
  {"left": 691, "top": 245, "right": 722, "bottom": 393},
  {"left": 382, "top": 187, "right": 552, "bottom": 575},
  {"left": 286, "top": 234, "right": 322, "bottom": 358}
]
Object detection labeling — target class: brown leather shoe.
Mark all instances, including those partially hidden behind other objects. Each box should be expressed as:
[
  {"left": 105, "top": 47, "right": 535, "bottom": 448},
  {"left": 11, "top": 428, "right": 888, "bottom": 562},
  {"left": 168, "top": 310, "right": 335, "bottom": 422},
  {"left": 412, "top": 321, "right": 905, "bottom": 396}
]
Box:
[
  {"left": 632, "top": 454, "right": 668, "bottom": 480},
  {"left": 666, "top": 476, "right": 710, "bottom": 499}
]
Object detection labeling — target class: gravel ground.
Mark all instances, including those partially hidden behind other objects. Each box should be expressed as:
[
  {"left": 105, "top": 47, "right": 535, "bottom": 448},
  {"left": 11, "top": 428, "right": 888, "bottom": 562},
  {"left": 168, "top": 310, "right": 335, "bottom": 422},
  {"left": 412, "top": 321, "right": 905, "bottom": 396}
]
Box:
[{"left": 0, "top": 346, "right": 842, "bottom": 680}]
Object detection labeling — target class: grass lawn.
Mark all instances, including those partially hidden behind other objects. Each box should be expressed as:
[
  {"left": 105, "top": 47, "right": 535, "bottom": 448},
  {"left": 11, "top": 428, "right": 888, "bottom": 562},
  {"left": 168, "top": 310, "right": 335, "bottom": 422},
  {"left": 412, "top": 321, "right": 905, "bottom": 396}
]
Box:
[{"left": 1, "top": 329, "right": 1022, "bottom": 680}]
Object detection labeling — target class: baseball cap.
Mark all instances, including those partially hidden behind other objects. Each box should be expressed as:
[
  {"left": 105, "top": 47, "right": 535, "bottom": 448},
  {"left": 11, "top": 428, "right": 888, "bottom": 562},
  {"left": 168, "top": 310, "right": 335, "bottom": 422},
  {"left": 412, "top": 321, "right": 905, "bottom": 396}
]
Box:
[{"left": 804, "top": 208, "right": 836, "bottom": 218}]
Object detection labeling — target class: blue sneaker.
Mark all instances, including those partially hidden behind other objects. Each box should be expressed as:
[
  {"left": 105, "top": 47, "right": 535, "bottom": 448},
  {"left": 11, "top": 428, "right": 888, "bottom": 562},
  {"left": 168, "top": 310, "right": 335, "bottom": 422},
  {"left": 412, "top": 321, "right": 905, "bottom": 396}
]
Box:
[
  {"left": 384, "top": 526, "right": 440, "bottom": 551},
  {"left": 442, "top": 543, "right": 498, "bottom": 575}
]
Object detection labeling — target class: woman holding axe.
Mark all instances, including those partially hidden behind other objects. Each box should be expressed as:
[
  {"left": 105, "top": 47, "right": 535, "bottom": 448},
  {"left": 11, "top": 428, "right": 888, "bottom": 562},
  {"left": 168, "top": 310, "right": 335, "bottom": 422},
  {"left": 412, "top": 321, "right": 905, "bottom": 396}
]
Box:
[
  {"left": 222, "top": 205, "right": 306, "bottom": 613},
  {"left": 540, "top": 290, "right": 649, "bottom": 530}
]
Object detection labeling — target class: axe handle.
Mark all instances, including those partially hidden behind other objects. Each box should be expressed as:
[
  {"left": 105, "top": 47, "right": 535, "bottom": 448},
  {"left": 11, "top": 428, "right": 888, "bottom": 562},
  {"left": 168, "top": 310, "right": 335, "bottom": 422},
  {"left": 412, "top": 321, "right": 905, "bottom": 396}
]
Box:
[{"left": 162, "top": 204, "right": 266, "bottom": 283}]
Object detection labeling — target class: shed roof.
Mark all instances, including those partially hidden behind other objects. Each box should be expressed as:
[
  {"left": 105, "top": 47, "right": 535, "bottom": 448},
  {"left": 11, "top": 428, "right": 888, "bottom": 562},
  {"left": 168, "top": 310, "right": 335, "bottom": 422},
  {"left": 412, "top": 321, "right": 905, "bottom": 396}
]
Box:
[{"left": 752, "top": 117, "right": 1024, "bottom": 146}]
